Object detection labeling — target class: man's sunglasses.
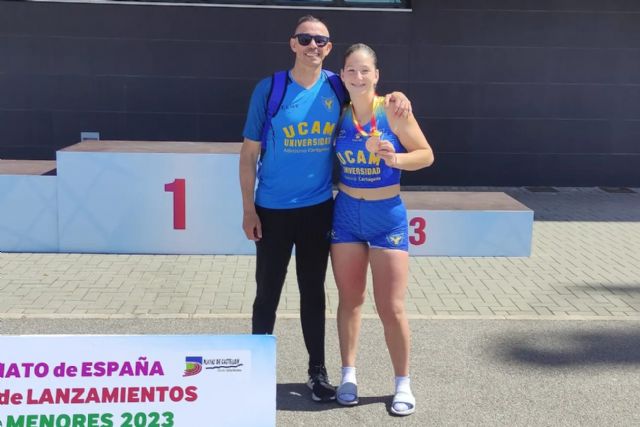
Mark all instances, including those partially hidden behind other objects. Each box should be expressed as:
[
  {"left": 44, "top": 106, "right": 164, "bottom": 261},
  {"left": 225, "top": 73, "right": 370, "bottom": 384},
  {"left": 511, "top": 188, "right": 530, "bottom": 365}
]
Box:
[{"left": 292, "top": 33, "right": 330, "bottom": 47}]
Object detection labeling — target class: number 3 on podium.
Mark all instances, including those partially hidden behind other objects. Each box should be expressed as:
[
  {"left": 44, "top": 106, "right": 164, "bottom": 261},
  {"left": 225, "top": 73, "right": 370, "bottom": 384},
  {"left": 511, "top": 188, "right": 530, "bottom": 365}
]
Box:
[{"left": 409, "top": 216, "right": 427, "bottom": 246}]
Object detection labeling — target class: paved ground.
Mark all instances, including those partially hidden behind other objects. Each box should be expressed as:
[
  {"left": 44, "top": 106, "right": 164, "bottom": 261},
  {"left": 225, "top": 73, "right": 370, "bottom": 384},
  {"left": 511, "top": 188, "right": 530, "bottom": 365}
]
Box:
[
  {"left": 1, "top": 187, "right": 639, "bottom": 320},
  {"left": 1, "top": 186, "right": 640, "bottom": 426}
]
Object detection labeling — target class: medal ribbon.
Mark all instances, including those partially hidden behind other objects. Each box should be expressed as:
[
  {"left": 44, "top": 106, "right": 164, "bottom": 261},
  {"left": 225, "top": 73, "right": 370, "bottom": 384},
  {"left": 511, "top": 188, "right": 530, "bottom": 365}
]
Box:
[{"left": 351, "top": 98, "right": 381, "bottom": 137}]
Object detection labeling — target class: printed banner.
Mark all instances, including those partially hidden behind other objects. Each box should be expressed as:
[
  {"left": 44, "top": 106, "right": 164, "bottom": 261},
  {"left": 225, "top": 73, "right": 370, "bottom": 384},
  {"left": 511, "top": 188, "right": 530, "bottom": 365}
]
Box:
[{"left": 0, "top": 335, "right": 275, "bottom": 427}]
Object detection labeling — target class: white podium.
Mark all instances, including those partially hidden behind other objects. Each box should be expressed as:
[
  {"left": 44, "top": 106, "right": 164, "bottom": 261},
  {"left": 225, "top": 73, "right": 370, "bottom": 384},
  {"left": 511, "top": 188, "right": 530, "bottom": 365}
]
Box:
[
  {"left": 0, "top": 160, "right": 58, "bottom": 252},
  {"left": 56, "top": 141, "right": 254, "bottom": 254},
  {"left": 404, "top": 192, "right": 533, "bottom": 256}
]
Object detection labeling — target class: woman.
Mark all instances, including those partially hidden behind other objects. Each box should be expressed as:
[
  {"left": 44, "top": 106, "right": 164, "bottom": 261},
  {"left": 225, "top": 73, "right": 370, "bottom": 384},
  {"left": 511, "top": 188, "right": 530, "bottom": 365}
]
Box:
[{"left": 331, "top": 43, "right": 434, "bottom": 416}]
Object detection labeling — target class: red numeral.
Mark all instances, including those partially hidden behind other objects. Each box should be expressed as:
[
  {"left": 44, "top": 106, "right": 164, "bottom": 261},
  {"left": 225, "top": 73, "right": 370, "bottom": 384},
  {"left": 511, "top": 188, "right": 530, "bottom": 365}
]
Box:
[
  {"left": 409, "top": 216, "right": 427, "bottom": 245},
  {"left": 164, "top": 179, "right": 186, "bottom": 230}
]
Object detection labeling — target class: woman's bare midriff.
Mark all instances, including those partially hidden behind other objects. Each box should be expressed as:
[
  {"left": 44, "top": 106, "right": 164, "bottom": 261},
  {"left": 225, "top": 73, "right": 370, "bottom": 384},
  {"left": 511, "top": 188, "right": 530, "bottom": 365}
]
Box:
[{"left": 338, "top": 183, "right": 400, "bottom": 200}]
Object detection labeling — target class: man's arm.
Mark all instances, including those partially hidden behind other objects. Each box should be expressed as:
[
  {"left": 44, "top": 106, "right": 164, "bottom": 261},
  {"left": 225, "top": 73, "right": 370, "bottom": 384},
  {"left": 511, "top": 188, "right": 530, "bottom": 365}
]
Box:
[
  {"left": 240, "top": 77, "right": 271, "bottom": 241},
  {"left": 239, "top": 138, "right": 262, "bottom": 241}
]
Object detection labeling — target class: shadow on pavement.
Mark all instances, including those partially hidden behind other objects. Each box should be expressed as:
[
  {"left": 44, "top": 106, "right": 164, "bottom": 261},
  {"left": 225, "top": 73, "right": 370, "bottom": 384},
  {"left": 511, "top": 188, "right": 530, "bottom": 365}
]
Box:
[
  {"left": 276, "top": 383, "right": 389, "bottom": 412},
  {"left": 498, "top": 330, "right": 640, "bottom": 366},
  {"left": 506, "top": 189, "right": 640, "bottom": 222},
  {"left": 565, "top": 283, "right": 640, "bottom": 296}
]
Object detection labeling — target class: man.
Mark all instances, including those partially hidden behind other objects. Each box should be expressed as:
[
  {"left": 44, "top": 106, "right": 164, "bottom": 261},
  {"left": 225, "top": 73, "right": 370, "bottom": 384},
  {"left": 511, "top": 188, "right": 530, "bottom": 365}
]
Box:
[{"left": 239, "top": 15, "right": 410, "bottom": 402}]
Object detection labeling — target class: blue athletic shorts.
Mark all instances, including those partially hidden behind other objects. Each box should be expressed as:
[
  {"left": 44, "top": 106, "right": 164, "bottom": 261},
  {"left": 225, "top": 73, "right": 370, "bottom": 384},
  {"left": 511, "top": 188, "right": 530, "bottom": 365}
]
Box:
[{"left": 331, "top": 191, "right": 408, "bottom": 251}]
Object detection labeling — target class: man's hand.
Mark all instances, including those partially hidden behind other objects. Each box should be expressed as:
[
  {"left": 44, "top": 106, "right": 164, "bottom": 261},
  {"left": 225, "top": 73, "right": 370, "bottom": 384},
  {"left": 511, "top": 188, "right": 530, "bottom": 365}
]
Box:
[
  {"left": 383, "top": 91, "right": 412, "bottom": 118},
  {"left": 243, "top": 210, "right": 262, "bottom": 241}
]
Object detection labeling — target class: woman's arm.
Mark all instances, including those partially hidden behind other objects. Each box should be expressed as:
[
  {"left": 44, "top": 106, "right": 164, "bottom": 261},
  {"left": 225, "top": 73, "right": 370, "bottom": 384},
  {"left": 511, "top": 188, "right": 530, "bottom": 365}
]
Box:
[{"left": 376, "top": 108, "right": 434, "bottom": 171}]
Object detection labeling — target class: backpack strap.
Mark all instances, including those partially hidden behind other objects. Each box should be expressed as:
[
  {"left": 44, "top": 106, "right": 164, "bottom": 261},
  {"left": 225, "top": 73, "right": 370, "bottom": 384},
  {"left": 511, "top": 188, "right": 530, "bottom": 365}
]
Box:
[
  {"left": 323, "top": 69, "right": 349, "bottom": 106},
  {"left": 261, "top": 70, "right": 289, "bottom": 150}
]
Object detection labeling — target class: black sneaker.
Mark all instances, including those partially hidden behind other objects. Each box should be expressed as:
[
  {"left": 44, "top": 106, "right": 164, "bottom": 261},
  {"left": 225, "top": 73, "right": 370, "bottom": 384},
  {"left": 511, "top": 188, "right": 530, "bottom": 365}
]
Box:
[{"left": 306, "top": 365, "right": 336, "bottom": 402}]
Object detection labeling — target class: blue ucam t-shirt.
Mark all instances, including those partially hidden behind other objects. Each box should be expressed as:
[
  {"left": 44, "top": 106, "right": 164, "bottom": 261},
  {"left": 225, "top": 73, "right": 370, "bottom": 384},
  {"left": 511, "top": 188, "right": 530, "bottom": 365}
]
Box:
[{"left": 243, "top": 71, "right": 341, "bottom": 209}]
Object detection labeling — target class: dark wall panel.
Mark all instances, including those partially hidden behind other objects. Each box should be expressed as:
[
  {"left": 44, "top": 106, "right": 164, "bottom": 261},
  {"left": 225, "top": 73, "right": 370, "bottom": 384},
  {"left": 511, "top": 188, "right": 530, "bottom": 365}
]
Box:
[
  {"left": 411, "top": 46, "right": 640, "bottom": 85},
  {"left": 198, "top": 114, "right": 247, "bottom": 142},
  {"left": 51, "top": 111, "right": 127, "bottom": 148},
  {"left": 0, "top": 111, "right": 54, "bottom": 148},
  {"left": 422, "top": 118, "right": 613, "bottom": 156},
  {"left": 432, "top": 0, "right": 640, "bottom": 11},
  {"left": 402, "top": 153, "right": 640, "bottom": 187},
  {"left": 124, "top": 78, "right": 198, "bottom": 114},
  {"left": 612, "top": 121, "right": 640, "bottom": 153},
  {"left": 122, "top": 113, "right": 198, "bottom": 141},
  {"left": 407, "top": 0, "right": 640, "bottom": 185},
  {"left": 0, "top": 36, "right": 294, "bottom": 79},
  {"left": 412, "top": 7, "right": 640, "bottom": 48},
  {"left": 0, "top": 0, "right": 639, "bottom": 186}
]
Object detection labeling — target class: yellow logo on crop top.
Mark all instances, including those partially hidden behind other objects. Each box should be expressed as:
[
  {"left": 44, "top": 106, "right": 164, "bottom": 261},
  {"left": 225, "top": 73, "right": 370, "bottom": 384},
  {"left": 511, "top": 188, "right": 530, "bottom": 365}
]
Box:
[{"left": 336, "top": 150, "right": 380, "bottom": 166}]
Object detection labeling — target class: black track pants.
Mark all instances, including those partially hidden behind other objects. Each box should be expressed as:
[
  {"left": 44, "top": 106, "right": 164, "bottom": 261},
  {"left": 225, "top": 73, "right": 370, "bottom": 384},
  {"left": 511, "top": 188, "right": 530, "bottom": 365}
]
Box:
[{"left": 252, "top": 198, "right": 333, "bottom": 368}]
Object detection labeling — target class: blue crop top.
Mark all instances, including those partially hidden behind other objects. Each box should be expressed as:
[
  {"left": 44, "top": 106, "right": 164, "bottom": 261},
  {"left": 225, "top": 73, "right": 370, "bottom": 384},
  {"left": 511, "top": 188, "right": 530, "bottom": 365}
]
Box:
[{"left": 334, "top": 97, "right": 406, "bottom": 189}]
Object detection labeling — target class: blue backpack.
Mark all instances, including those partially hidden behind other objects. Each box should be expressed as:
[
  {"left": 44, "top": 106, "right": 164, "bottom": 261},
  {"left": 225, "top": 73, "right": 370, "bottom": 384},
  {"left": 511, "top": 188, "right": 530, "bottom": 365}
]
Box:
[{"left": 260, "top": 69, "right": 348, "bottom": 150}]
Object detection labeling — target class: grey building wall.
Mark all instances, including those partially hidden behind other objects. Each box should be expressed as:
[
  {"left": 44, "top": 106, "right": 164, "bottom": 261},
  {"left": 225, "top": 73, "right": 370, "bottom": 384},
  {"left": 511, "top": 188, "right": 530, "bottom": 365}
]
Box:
[{"left": 1, "top": 0, "right": 639, "bottom": 186}]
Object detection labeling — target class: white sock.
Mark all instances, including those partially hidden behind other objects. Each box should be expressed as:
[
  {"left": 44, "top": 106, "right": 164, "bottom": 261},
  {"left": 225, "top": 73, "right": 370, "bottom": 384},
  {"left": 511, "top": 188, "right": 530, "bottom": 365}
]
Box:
[
  {"left": 341, "top": 366, "right": 357, "bottom": 385},
  {"left": 395, "top": 375, "right": 411, "bottom": 392},
  {"left": 394, "top": 376, "right": 414, "bottom": 412}
]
